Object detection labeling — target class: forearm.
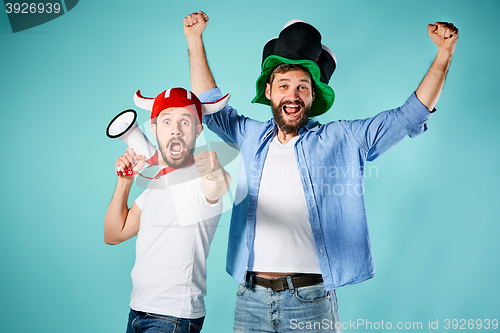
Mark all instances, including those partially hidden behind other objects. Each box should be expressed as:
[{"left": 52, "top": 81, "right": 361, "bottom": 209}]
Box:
[
  {"left": 186, "top": 35, "right": 217, "bottom": 95},
  {"left": 415, "top": 47, "right": 454, "bottom": 111},
  {"left": 104, "top": 178, "right": 133, "bottom": 244},
  {"left": 200, "top": 168, "right": 231, "bottom": 203}
]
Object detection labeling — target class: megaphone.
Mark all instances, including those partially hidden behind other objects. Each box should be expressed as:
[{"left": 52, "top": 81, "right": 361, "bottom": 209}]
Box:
[{"left": 106, "top": 109, "right": 158, "bottom": 165}]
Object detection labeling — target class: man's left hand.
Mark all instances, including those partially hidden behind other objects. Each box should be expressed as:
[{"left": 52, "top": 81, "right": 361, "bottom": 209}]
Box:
[{"left": 427, "top": 22, "right": 459, "bottom": 53}]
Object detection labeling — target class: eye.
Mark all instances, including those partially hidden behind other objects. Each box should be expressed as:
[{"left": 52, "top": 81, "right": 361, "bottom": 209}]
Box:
[
  {"left": 299, "top": 85, "right": 309, "bottom": 91},
  {"left": 279, "top": 84, "right": 288, "bottom": 89},
  {"left": 163, "top": 119, "right": 170, "bottom": 125},
  {"left": 181, "top": 120, "right": 189, "bottom": 125}
]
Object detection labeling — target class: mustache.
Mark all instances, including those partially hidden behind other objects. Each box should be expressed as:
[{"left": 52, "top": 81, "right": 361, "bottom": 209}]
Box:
[
  {"left": 167, "top": 136, "right": 187, "bottom": 148},
  {"left": 279, "top": 99, "right": 305, "bottom": 108}
]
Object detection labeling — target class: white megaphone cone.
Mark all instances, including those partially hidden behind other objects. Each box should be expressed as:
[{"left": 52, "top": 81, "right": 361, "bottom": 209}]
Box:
[{"left": 106, "top": 109, "right": 158, "bottom": 165}]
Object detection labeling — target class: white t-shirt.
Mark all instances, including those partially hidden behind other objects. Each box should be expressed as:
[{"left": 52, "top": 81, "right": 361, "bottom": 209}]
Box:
[
  {"left": 130, "top": 164, "right": 222, "bottom": 319},
  {"left": 249, "top": 135, "right": 321, "bottom": 273}
]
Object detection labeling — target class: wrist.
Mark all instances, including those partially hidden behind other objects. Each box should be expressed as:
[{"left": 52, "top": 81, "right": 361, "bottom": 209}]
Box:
[
  {"left": 436, "top": 46, "right": 455, "bottom": 60},
  {"left": 117, "top": 175, "right": 134, "bottom": 187},
  {"left": 186, "top": 34, "right": 204, "bottom": 44}
]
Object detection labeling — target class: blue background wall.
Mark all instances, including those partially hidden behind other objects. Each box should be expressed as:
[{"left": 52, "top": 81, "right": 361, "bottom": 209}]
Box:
[{"left": 1, "top": 0, "right": 499, "bottom": 332}]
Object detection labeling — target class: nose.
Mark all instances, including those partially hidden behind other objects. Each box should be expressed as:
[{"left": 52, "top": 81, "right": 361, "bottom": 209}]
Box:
[
  {"left": 171, "top": 122, "right": 182, "bottom": 136},
  {"left": 285, "top": 88, "right": 301, "bottom": 102}
]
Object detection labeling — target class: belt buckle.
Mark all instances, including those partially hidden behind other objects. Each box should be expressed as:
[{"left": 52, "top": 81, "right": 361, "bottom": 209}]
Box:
[{"left": 269, "top": 277, "right": 286, "bottom": 291}]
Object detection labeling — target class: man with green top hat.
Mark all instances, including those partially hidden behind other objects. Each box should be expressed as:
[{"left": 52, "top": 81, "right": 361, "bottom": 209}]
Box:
[{"left": 184, "top": 11, "right": 458, "bottom": 333}]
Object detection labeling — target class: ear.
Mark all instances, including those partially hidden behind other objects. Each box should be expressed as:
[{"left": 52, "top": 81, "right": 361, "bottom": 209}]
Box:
[
  {"left": 265, "top": 83, "right": 271, "bottom": 100},
  {"left": 151, "top": 123, "right": 157, "bottom": 137},
  {"left": 195, "top": 123, "right": 203, "bottom": 139}
]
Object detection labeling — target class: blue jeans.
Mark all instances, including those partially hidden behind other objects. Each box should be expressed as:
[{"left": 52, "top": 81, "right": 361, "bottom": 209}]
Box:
[
  {"left": 126, "top": 308, "right": 204, "bottom": 333},
  {"left": 234, "top": 276, "right": 342, "bottom": 333}
]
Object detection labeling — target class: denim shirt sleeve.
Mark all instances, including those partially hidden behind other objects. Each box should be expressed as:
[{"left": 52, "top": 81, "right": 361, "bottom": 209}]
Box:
[
  {"left": 198, "top": 88, "right": 259, "bottom": 147},
  {"left": 342, "top": 92, "right": 433, "bottom": 161}
]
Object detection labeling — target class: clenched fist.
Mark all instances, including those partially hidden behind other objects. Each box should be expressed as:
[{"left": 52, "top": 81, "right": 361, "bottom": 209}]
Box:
[
  {"left": 194, "top": 151, "right": 221, "bottom": 180},
  {"left": 428, "top": 22, "right": 459, "bottom": 52},
  {"left": 183, "top": 11, "right": 209, "bottom": 39}
]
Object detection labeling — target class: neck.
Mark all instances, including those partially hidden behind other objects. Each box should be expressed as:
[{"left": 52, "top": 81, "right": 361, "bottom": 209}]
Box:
[
  {"left": 277, "top": 128, "right": 299, "bottom": 144},
  {"left": 158, "top": 155, "right": 195, "bottom": 169}
]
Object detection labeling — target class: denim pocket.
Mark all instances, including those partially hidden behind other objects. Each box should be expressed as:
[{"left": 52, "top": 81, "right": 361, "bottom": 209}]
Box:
[
  {"left": 236, "top": 284, "right": 248, "bottom": 297},
  {"left": 188, "top": 322, "right": 203, "bottom": 333},
  {"left": 294, "top": 284, "right": 330, "bottom": 303}
]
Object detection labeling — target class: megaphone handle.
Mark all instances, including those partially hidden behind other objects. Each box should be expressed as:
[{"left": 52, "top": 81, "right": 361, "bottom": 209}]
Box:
[
  {"left": 117, "top": 169, "right": 139, "bottom": 177},
  {"left": 115, "top": 156, "right": 195, "bottom": 180},
  {"left": 116, "top": 165, "right": 161, "bottom": 180}
]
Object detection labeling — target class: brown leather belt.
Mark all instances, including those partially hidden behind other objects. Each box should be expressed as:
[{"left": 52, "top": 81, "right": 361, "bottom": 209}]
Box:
[{"left": 246, "top": 272, "right": 323, "bottom": 291}]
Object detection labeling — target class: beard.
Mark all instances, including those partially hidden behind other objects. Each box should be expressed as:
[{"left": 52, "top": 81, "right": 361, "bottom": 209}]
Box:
[
  {"left": 157, "top": 136, "right": 195, "bottom": 168},
  {"left": 271, "top": 99, "right": 311, "bottom": 135}
]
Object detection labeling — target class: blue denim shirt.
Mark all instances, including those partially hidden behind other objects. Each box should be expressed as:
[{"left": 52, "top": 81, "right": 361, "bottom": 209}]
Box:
[{"left": 200, "top": 88, "right": 432, "bottom": 290}]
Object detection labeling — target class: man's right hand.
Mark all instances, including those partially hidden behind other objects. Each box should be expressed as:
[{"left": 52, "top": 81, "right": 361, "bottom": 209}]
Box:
[
  {"left": 116, "top": 147, "right": 145, "bottom": 178},
  {"left": 183, "top": 11, "right": 208, "bottom": 39}
]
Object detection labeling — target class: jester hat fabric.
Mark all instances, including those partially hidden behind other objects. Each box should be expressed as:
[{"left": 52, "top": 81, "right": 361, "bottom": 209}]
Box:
[
  {"left": 252, "top": 20, "right": 337, "bottom": 117},
  {"left": 134, "top": 88, "right": 203, "bottom": 125}
]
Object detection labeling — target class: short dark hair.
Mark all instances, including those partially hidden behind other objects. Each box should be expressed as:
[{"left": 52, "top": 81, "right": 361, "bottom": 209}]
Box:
[{"left": 267, "top": 63, "right": 316, "bottom": 93}]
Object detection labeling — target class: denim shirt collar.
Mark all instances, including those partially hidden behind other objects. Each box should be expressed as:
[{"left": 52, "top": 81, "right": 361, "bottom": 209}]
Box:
[{"left": 265, "top": 118, "right": 321, "bottom": 141}]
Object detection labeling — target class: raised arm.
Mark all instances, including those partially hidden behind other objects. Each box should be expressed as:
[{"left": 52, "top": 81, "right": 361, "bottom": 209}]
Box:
[
  {"left": 183, "top": 11, "right": 217, "bottom": 95},
  {"left": 104, "top": 148, "right": 143, "bottom": 245},
  {"left": 415, "top": 22, "right": 459, "bottom": 111}
]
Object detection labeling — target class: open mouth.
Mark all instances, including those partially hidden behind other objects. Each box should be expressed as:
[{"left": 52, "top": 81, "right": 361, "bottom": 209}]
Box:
[
  {"left": 283, "top": 104, "right": 302, "bottom": 119},
  {"left": 168, "top": 140, "right": 183, "bottom": 159}
]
